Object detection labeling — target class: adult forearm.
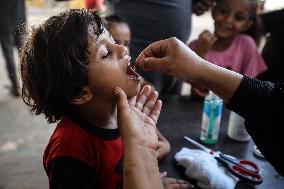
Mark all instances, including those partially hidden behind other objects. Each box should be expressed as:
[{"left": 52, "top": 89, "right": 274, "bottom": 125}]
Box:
[
  {"left": 136, "top": 37, "right": 242, "bottom": 102},
  {"left": 123, "top": 144, "right": 163, "bottom": 189},
  {"left": 193, "top": 59, "right": 243, "bottom": 103}
]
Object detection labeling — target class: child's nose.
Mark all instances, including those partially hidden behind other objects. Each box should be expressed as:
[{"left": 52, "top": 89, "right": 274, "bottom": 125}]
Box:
[
  {"left": 117, "top": 44, "right": 128, "bottom": 58},
  {"left": 225, "top": 14, "right": 234, "bottom": 24}
]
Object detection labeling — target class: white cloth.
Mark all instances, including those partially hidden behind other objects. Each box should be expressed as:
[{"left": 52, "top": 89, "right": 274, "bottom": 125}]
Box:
[{"left": 175, "top": 147, "right": 238, "bottom": 189}]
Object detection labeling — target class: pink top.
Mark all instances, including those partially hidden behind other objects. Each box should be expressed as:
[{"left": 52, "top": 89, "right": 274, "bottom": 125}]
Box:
[{"left": 189, "top": 34, "right": 267, "bottom": 77}]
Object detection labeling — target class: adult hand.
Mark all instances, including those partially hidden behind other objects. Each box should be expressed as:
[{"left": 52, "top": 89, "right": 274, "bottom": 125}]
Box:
[
  {"left": 114, "top": 85, "right": 164, "bottom": 189},
  {"left": 194, "top": 30, "right": 217, "bottom": 58},
  {"left": 193, "top": 0, "right": 214, "bottom": 16},
  {"left": 114, "top": 85, "right": 162, "bottom": 150},
  {"left": 136, "top": 37, "right": 204, "bottom": 82}
]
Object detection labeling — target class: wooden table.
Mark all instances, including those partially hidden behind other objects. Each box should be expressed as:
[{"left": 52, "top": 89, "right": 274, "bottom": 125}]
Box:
[{"left": 157, "top": 95, "right": 284, "bottom": 188}]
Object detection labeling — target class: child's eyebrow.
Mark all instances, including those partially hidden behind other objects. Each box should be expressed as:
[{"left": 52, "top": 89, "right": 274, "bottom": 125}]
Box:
[
  {"left": 96, "top": 39, "right": 108, "bottom": 50},
  {"left": 96, "top": 34, "right": 115, "bottom": 49}
]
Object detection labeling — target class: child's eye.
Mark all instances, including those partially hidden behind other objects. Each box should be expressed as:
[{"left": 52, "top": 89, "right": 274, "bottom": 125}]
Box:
[
  {"left": 124, "top": 41, "right": 130, "bottom": 47},
  {"left": 219, "top": 8, "right": 228, "bottom": 15},
  {"left": 235, "top": 15, "right": 246, "bottom": 21},
  {"left": 102, "top": 50, "right": 112, "bottom": 59}
]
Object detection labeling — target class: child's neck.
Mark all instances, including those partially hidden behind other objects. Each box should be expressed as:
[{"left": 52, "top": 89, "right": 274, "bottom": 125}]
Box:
[
  {"left": 212, "top": 36, "right": 234, "bottom": 52},
  {"left": 78, "top": 97, "right": 118, "bottom": 129}
]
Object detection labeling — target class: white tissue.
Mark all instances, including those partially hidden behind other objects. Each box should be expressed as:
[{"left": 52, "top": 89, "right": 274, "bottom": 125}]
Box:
[{"left": 175, "top": 147, "right": 238, "bottom": 189}]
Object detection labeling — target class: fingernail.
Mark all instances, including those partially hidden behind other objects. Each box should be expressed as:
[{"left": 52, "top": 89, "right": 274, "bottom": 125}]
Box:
[{"left": 139, "top": 59, "right": 147, "bottom": 69}]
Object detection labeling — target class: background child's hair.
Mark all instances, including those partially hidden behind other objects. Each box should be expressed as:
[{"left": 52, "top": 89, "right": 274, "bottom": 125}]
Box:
[
  {"left": 104, "top": 15, "right": 129, "bottom": 29},
  {"left": 20, "top": 9, "right": 104, "bottom": 123},
  {"left": 242, "top": 0, "right": 263, "bottom": 46}
]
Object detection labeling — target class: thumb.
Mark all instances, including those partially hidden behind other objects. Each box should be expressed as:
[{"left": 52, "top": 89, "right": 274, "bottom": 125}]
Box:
[
  {"left": 139, "top": 57, "right": 168, "bottom": 72},
  {"left": 113, "top": 87, "right": 129, "bottom": 112}
]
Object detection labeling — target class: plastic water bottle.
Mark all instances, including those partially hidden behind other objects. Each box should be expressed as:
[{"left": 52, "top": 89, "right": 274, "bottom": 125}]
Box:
[{"left": 200, "top": 91, "right": 223, "bottom": 145}]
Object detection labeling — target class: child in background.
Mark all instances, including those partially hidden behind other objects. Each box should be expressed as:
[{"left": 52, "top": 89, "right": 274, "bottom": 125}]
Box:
[
  {"left": 189, "top": 0, "right": 267, "bottom": 98},
  {"left": 105, "top": 14, "right": 171, "bottom": 160},
  {"left": 104, "top": 15, "right": 131, "bottom": 53},
  {"left": 20, "top": 10, "right": 187, "bottom": 189}
]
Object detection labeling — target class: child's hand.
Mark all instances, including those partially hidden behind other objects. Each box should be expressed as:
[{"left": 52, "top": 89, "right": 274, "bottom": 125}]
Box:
[
  {"left": 156, "top": 129, "right": 171, "bottom": 160},
  {"left": 190, "top": 82, "right": 209, "bottom": 99},
  {"left": 114, "top": 85, "right": 162, "bottom": 151},
  {"left": 161, "top": 177, "right": 194, "bottom": 189},
  {"left": 156, "top": 141, "right": 171, "bottom": 160},
  {"left": 195, "top": 30, "right": 217, "bottom": 58}
]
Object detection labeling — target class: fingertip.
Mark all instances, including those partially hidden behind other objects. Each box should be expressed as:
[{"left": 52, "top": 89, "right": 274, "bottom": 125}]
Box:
[
  {"left": 155, "top": 100, "right": 162, "bottom": 111},
  {"left": 135, "top": 58, "right": 141, "bottom": 66},
  {"left": 136, "top": 52, "right": 147, "bottom": 66},
  {"left": 151, "top": 90, "right": 159, "bottom": 98},
  {"left": 136, "top": 51, "right": 144, "bottom": 63},
  {"left": 157, "top": 99, "right": 162, "bottom": 106},
  {"left": 113, "top": 87, "right": 121, "bottom": 96},
  {"left": 139, "top": 58, "right": 145, "bottom": 65},
  {"left": 142, "top": 84, "right": 152, "bottom": 92},
  {"left": 113, "top": 87, "right": 126, "bottom": 102},
  {"left": 138, "top": 58, "right": 149, "bottom": 70}
]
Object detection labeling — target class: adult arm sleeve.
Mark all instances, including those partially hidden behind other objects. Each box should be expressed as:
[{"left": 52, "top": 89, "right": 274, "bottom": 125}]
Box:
[{"left": 227, "top": 76, "right": 284, "bottom": 176}]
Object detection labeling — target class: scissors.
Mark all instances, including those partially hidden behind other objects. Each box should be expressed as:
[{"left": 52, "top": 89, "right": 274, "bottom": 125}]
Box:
[{"left": 184, "top": 136, "right": 263, "bottom": 185}]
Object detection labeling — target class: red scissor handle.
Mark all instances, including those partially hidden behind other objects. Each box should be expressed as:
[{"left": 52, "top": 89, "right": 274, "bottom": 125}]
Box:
[
  {"left": 216, "top": 154, "right": 263, "bottom": 185},
  {"left": 231, "top": 164, "right": 263, "bottom": 184},
  {"left": 238, "top": 159, "right": 260, "bottom": 173}
]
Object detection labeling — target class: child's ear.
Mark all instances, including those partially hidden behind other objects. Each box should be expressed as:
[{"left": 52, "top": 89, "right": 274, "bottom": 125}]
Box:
[{"left": 70, "top": 87, "right": 94, "bottom": 105}]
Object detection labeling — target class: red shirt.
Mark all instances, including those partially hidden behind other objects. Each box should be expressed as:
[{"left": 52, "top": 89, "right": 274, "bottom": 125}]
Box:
[{"left": 43, "top": 116, "right": 123, "bottom": 189}]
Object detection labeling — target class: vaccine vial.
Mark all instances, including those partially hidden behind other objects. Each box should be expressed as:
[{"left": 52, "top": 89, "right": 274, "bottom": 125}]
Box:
[{"left": 200, "top": 91, "right": 223, "bottom": 145}]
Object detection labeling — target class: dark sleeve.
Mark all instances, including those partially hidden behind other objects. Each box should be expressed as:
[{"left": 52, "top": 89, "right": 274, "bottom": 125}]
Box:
[
  {"left": 261, "top": 9, "right": 284, "bottom": 33},
  {"left": 47, "top": 157, "right": 97, "bottom": 189},
  {"left": 227, "top": 76, "right": 284, "bottom": 176}
]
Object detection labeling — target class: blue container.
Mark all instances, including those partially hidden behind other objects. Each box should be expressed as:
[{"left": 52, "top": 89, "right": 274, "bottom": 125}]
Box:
[{"left": 200, "top": 91, "right": 223, "bottom": 145}]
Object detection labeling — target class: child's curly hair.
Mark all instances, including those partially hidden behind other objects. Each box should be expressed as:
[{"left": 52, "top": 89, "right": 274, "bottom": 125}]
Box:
[{"left": 20, "top": 9, "right": 104, "bottom": 123}]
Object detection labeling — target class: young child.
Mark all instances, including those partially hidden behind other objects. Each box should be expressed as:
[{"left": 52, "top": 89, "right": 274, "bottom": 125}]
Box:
[
  {"left": 20, "top": 10, "right": 185, "bottom": 189},
  {"left": 20, "top": 9, "right": 141, "bottom": 189},
  {"left": 189, "top": 0, "right": 267, "bottom": 98},
  {"left": 105, "top": 14, "right": 171, "bottom": 160},
  {"left": 104, "top": 15, "right": 131, "bottom": 53}
]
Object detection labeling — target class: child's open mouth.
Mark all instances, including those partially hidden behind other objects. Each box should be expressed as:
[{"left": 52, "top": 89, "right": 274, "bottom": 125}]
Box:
[{"left": 126, "top": 64, "right": 141, "bottom": 81}]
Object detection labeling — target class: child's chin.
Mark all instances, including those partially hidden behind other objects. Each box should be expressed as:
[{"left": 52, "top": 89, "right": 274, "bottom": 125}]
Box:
[{"left": 127, "top": 85, "right": 141, "bottom": 98}]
